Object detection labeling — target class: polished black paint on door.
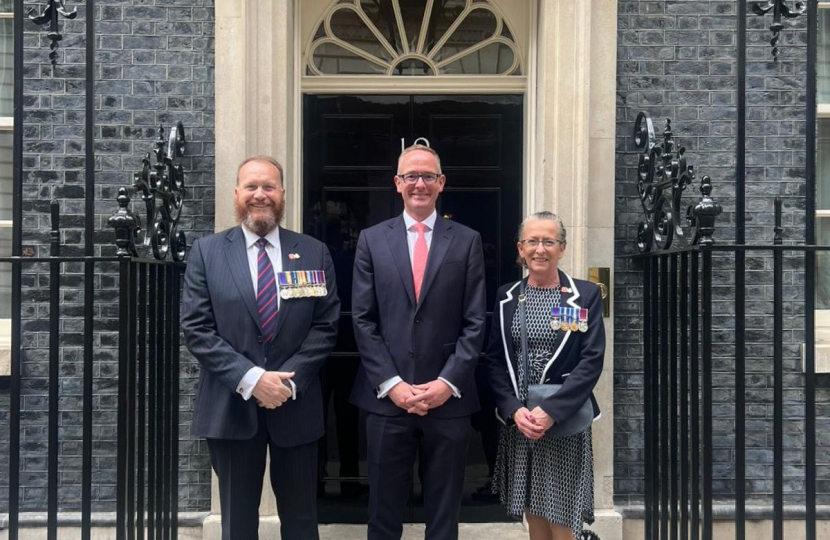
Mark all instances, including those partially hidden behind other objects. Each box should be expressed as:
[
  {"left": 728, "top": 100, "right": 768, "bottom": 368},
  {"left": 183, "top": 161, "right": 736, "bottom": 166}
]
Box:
[{"left": 304, "top": 94, "right": 523, "bottom": 523}]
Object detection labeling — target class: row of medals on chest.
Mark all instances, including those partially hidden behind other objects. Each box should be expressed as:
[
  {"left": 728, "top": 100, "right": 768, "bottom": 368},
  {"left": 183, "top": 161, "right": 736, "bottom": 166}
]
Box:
[
  {"left": 551, "top": 306, "right": 589, "bottom": 333},
  {"left": 277, "top": 270, "right": 327, "bottom": 299}
]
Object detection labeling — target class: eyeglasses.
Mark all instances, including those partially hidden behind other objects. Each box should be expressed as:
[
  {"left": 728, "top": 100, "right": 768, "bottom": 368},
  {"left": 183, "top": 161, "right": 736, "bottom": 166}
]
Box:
[
  {"left": 397, "top": 172, "right": 441, "bottom": 184},
  {"left": 520, "top": 238, "right": 564, "bottom": 248}
]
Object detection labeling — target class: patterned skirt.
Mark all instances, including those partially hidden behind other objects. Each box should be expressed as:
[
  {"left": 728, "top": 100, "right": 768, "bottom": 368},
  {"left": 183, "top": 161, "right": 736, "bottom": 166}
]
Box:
[{"left": 493, "top": 425, "right": 595, "bottom": 538}]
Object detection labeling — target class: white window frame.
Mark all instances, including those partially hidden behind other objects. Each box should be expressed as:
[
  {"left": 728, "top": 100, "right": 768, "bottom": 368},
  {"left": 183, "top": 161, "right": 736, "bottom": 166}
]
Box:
[{"left": 0, "top": 9, "right": 12, "bottom": 377}]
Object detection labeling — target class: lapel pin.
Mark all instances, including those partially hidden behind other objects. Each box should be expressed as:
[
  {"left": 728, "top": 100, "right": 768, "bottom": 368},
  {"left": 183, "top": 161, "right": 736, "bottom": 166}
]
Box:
[
  {"left": 561, "top": 286, "right": 571, "bottom": 293},
  {"left": 288, "top": 253, "right": 300, "bottom": 260}
]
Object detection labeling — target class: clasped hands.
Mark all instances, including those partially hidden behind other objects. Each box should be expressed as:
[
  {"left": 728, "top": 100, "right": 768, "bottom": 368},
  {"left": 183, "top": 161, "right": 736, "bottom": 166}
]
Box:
[
  {"left": 252, "top": 371, "right": 295, "bottom": 409},
  {"left": 513, "top": 406, "right": 555, "bottom": 440},
  {"left": 388, "top": 380, "right": 453, "bottom": 416}
]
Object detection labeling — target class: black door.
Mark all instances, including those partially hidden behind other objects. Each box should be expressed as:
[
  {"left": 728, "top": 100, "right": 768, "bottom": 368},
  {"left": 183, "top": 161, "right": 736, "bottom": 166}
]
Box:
[{"left": 304, "top": 94, "right": 523, "bottom": 523}]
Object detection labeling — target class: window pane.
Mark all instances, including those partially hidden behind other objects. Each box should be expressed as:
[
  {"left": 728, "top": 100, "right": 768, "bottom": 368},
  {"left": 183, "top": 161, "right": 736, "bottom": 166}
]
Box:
[
  {"left": 313, "top": 42, "right": 388, "bottom": 75},
  {"left": 330, "top": 7, "right": 394, "bottom": 62},
  {"left": 0, "top": 130, "right": 10, "bottom": 221},
  {"left": 0, "top": 18, "right": 10, "bottom": 116},
  {"left": 821, "top": 9, "right": 830, "bottom": 102},
  {"left": 438, "top": 41, "right": 514, "bottom": 75},
  {"left": 818, "top": 219, "right": 830, "bottom": 309},
  {"left": 819, "top": 120, "right": 830, "bottom": 210},
  {"left": 0, "top": 227, "right": 9, "bottom": 318}
]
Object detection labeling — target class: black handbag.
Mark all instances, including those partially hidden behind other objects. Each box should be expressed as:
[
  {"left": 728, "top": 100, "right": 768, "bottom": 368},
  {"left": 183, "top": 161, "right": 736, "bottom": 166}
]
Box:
[{"left": 519, "top": 280, "right": 594, "bottom": 438}]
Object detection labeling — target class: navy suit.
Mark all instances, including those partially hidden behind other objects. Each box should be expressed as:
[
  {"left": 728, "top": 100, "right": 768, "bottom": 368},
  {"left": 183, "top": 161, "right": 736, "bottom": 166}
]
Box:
[
  {"left": 182, "top": 225, "right": 340, "bottom": 540},
  {"left": 483, "top": 270, "right": 605, "bottom": 426},
  {"left": 351, "top": 214, "right": 486, "bottom": 540}
]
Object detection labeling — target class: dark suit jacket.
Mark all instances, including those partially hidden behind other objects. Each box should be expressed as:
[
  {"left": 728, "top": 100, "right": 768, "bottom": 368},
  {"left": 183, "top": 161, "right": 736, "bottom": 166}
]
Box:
[
  {"left": 483, "top": 270, "right": 605, "bottom": 425},
  {"left": 350, "top": 215, "right": 486, "bottom": 418},
  {"left": 182, "top": 226, "right": 340, "bottom": 445}
]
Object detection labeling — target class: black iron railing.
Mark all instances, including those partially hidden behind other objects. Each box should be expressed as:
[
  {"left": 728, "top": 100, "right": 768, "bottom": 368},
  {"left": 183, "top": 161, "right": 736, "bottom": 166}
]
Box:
[
  {"left": 2, "top": 200, "right": 184, "bottom": 540},
  {"left": 634, "top": 234, "right": 823, "bottom": 540}
]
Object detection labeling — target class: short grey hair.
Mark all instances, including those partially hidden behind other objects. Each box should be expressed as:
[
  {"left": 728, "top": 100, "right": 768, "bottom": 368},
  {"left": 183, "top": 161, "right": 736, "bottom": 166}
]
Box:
[
  {"left": 517, "top": 211, "right": 567, "bottom": 244},
  {"left": 397, "top": 144, "right": 443, "bottom": 174}
]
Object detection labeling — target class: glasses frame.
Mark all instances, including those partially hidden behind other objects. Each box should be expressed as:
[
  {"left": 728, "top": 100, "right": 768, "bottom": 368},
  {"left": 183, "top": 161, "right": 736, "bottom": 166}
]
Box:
[
  {"left": 396, "top": 172, "right": 443, "bottom": 184},
  {"left": 519, "top": 238, "right": 565, "bottom": 248}
]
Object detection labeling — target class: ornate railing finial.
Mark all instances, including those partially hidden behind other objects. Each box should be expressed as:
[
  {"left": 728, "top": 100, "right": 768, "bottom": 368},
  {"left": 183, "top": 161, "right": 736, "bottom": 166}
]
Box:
[
  {"left": 687, "top": 175, "right": 722, "bottom": 246},
  {"left": 633, "top": 111, "right": 695, "bottom": 252},
  {"left": 132, "top": 122, "right": 188, "bottom": 261},
  {"left": 108, "top": 187, "right": 141, "bottom": 256},
  {"left": 28, "top": 0, "right": 78, "bottom": 67},
  {"left": 752, "top": 0, "right": 805, "bottom": 60}
]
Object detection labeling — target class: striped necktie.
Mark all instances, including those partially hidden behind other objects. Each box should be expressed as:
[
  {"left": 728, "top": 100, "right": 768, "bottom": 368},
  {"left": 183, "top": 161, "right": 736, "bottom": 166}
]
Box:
[{"left": 256, "top": 238, "right": 279, "bottom": 342}]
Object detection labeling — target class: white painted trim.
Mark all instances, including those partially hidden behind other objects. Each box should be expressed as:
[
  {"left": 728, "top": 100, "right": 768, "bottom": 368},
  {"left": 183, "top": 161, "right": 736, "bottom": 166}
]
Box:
[
  {"left": 524, "top": 0, "right": 539, "bottom": 216},
  {"left": 819, "top": 103, "right": 830, "bottom": 118},
  {"left": 291, "top": 0, "right": 303, "bottom": 233},
  {"left": 499, "top": 281, "right": 522, "bottom": 399},
  {"left": 300, "top": 75, "right": 527, "bottom": 94}
]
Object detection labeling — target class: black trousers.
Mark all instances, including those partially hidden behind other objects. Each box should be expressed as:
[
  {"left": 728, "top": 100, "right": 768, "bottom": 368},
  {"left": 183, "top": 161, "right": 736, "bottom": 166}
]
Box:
[
  {"left": 207, "top": 411, "right": 319, "bottom": 540},
  {"left": 366, "top": 413, "right": 470, "bottom": 540}
]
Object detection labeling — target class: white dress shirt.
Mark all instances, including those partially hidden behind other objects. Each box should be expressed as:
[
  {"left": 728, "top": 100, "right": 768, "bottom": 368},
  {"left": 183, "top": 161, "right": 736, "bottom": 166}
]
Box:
[
  {"left": 235, "top": 225, "right": 296, "bottom": 401},
  {"left": 377, "top": 210, "right": 461, "bottom": 400}
]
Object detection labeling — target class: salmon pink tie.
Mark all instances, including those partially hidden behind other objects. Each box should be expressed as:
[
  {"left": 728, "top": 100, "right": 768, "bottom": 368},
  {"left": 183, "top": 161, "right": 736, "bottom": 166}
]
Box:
[
  {"left": 412, "top": 222, "right": 428, "bottom": 302},
  {"left": 256, "top": 238, "right": 279, "bottom": 342}
]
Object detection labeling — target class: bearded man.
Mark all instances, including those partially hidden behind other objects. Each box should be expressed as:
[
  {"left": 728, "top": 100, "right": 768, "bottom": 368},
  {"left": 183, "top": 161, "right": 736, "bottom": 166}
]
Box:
[{"left": 182, "top": 155, "right": 340, "bottom": 540}]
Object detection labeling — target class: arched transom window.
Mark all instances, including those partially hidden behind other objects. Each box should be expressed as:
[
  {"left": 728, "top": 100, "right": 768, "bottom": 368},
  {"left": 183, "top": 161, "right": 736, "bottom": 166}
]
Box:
[{"left": 306, "top": 0, "right": 522, "bottom": 76}]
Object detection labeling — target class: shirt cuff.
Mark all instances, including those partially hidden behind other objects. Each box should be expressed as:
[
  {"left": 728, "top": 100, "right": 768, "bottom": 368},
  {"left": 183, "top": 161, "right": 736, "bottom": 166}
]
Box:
[
  {"left": 438, "top": 377, "right": 461, "bottom": 398},
  {"left": 286, "top": 379, "right": 297, "bottom": 400},
  {"left": 237, "top": 366, "right": 266, "bottom": 401},
  {"left": 377, "top": 376, "right": 403, "bottom": 399}
]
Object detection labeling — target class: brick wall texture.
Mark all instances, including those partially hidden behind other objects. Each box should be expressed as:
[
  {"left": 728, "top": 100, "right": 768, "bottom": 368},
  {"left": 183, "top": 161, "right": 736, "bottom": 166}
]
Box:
[
  {"left": 1, "top": 0, "right": 826, "bottom": 519},
  {"left": 614, "top": 0, "right": 828, "bottom": 508},
  {"left": 0, "top": 0, "right": 215, "bottom": 512}
]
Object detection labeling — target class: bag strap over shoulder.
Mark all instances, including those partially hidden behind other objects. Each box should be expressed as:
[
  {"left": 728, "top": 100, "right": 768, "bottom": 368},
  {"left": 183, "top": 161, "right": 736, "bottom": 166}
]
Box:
[{"left": 519, "top": 279, "right": 528, "bottom": 404}]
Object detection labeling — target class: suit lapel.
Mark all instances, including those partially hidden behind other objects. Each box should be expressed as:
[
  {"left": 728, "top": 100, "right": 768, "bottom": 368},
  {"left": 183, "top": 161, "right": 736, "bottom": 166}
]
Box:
[
  {"left": 225, "top": 227, "right": 263, "bottom": 333},
  {"left": 385, "top": 218, "right": 416, "bottom": 307},
  {"left": 415, "top": 216, "right": 453, "bottom": 312},
  {"left": 271, "top": 227, "right": 299, "bottom": 339},
  {"left": 499, "top": 281, "right": 521, "bottom": 398}
]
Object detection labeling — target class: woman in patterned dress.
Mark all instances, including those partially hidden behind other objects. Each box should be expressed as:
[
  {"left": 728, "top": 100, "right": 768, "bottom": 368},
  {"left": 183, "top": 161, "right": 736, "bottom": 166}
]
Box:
[{"left": 483, "top": 211, "right": 606, "bottom": 540}]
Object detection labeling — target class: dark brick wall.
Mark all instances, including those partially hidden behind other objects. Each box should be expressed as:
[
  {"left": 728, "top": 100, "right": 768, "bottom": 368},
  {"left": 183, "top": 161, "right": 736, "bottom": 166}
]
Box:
[
  {"left": 614, "top": 0, "right": 827, "bottom": 507},
  {"left": 1, "top": 0, "right": 214, "bottom": 513}
]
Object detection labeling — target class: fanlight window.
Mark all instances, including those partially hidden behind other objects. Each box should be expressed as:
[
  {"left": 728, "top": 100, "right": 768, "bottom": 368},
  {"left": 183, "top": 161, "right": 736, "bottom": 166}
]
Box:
[{"left": 307, "top": 0, "right": 522, "bottom": 76}]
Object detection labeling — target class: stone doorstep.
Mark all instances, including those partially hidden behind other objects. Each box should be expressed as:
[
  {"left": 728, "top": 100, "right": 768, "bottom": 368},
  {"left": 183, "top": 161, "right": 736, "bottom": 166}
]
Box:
[
  {"left": 0, "top": 510, "right": 623, "bottom": 539},
  {"left": 202, "top": 509, "right": 623, "bottom": 540}
]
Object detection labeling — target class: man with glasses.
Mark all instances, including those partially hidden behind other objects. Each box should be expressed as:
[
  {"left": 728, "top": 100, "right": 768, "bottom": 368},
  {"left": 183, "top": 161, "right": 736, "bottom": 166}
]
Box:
[{"left": 351, "top": 144, "right": 486, "bottom": 540}]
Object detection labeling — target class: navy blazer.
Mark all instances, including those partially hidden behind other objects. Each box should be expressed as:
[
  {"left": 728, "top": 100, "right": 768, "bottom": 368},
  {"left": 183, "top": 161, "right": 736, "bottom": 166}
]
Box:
[
  {"left": 483, "top": 270, "right": 605, "bottom": 425},
  {"left": 182, "top": 226, "right": 340, "bottom": 444},
  {"left": 350, "top": 214, "right": 487, "bottom": 418}
]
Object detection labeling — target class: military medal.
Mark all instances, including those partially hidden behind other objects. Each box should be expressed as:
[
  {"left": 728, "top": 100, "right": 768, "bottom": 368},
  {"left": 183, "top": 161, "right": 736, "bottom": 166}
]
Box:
[
  {"left": 578, "top": 308, "right": 589, "bottom": 333},
  {"left": 569, "top": 308, "right": 579, "bottom": 332},
  {"left": 550, "top": 306, "right": 561, "bottom": 331},
  {"left": 278, "top": 273, "right": 291, "bottom": 299}
]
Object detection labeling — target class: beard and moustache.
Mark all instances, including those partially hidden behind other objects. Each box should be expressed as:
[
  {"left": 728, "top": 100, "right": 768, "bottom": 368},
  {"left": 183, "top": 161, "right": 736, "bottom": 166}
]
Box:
[{"left": 235, "top": 197, "right": 285, "bottom": 237}]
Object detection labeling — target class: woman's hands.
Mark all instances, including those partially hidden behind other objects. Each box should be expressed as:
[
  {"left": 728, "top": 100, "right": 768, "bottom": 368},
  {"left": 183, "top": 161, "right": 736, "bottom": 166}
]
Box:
[{"left": 513, "top": 406, "right": 555, "bottom": 440}]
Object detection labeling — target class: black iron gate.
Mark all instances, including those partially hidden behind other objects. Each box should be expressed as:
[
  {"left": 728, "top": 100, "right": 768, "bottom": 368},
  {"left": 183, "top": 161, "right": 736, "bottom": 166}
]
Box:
[
  {"left": 3, "top": 201, "right": 185, "bottom": 540},
  {"left": 633, "top": 214, "right": 823, "bottom": 540}
]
